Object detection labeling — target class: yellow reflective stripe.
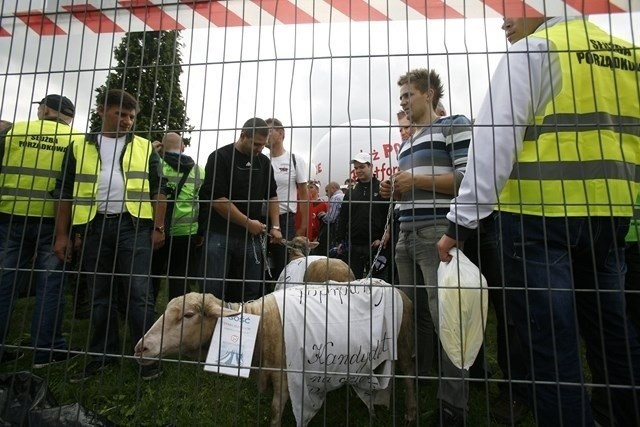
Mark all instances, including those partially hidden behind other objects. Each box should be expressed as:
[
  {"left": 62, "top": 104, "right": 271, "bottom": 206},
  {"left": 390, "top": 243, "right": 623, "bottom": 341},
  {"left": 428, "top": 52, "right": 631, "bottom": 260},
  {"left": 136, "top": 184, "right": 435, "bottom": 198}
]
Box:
[
  {"left": 126, "top": 171, "right": 147, "bottom": 180},
  {"left": 524, "top": 112, "right": 640, "bottom": 141},
  {"left": 1, "top": 166, "right": 58, "bottom": 178},
  {"left": 510, "top": 160, "right": 640, "bottom": 181},
  {"left": 0, "top": 188, "right": 51, "bottom": 199},
  {"left": 75, "top": 173, "right": 98, "bottom": 183},
  {"left": 74, "top": 197, "right": 94, "bottom": 206},
  {"left": 499, "top": 179, "right": 637, "bottom": 216},
  {"left": 172, "top": 215, "right": 198, "bottom": 225},
  {"left": 166, "top": 176, "right": 199, "bottom": 185},
  {"left": 126, "top": 190, "right": 148, "bottom": 200}
]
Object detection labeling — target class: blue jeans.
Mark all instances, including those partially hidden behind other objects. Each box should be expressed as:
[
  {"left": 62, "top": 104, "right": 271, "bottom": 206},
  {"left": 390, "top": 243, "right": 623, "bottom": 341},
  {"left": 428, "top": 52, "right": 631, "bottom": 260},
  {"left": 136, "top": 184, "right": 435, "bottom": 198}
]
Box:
[
  {"left": 80, "top": 213, "right": 156, "bottom": 362},
  {"left": 499, "top": 213, "right": 640, "bottom": 426},
  {"left": 0, "top": 218, "right": 67, "bottom": 360},
  {"left": 395, "top": 223, "right": 469, "bottom": 413},
  {"left": 202, "top": 231, "right": 264, "bottom": 302}
]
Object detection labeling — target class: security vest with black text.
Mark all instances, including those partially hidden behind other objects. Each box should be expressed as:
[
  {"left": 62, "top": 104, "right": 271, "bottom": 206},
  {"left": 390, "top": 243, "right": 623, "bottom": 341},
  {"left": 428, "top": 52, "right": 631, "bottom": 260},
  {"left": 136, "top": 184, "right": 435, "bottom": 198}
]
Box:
[
  {"left": 499, "top": 20, "right": 640, "bottom": 217},
  {"left": 71, "top": 135, "right": 154, "bottom": 225},
  {"left": 0, "top": 120, "right": 77, "bottom": 217}
]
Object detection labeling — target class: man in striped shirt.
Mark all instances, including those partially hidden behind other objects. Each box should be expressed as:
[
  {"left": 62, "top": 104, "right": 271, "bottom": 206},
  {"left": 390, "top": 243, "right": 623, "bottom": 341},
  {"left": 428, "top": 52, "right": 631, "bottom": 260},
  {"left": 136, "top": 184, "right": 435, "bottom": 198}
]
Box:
[{"left": 381, "top": 68, "right": 471, "bottom": 426}]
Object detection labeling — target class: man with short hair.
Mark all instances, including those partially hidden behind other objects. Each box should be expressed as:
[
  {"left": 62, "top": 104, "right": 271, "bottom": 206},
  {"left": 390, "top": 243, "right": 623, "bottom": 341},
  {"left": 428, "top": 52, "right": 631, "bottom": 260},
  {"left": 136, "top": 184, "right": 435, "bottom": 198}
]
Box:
[
  {"left": 437, "top": 16, "right": 640, "bottom": 426},
  {"left": 53, "top": 89, "right": 167, "bottom": 382},
  {"left": 199, "top": 118, "right": 282, "bottom": 302},
  {"left": 151, "top": 132, "right": 205, "bottom": 301},
  {"left": 296, "top": 181, "right": 327, "bottom": 243},
  {"left": 0, "top": 94, "right": 79, "bottom": 366},
  {"left": 397, "top": 110, "right": 414, "bottom": 142},
  {"left": 380, "top": 68, "right": 472, "bottom": 426},
  {"left": 335, "top": 153, "right": 389, "bottom": 279},
  {"left": 265, "top": 118, "right": 308, "bottom": 282}
]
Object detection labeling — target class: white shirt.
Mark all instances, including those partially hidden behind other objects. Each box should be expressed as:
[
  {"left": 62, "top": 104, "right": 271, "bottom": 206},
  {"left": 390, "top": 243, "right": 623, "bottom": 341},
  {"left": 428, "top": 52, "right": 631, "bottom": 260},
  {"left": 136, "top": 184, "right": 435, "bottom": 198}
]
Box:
[
  {"left": 447, "top": 17, "right": 568, "bottom": 230},
  {"left": 97, "top": 135, "right": 127, "bottom": 214},
  {"left": 270, "top": 151, "right": 308, "bottom": 214}
]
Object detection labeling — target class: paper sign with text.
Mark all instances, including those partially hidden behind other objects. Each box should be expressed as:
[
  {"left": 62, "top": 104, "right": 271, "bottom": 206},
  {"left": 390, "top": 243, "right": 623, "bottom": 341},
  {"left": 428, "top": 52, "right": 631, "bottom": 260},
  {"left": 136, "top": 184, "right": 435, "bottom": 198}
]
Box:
[{"left": 204, "top": 313, "right": 260, "bottom": 378}]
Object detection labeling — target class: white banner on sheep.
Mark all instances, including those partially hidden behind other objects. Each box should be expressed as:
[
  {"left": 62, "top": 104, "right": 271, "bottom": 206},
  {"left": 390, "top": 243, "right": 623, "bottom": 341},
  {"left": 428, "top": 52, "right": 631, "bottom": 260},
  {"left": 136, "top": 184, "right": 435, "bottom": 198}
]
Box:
[
  {"left": 204, "top": 312, "right": 260, "bottom": 378},
  {"left": 274, "top": 280, "right": 403, "bottom": 426}
]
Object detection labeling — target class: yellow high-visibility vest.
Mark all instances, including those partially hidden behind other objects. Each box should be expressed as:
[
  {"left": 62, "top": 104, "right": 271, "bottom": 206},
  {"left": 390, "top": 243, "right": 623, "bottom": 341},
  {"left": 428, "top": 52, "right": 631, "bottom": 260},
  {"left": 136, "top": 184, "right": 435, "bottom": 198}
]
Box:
[
  {"left": 162, "top": 160, "right": 204, "bottom": 236},
  {"left": 0, "top": 120, "right": 78, "bottom": 217},
  {"left": 71, "top": 135, "right": 154, "bottom": 225},
  {"left": 499, "top": 20, "right": 640, "bottom": 217}
]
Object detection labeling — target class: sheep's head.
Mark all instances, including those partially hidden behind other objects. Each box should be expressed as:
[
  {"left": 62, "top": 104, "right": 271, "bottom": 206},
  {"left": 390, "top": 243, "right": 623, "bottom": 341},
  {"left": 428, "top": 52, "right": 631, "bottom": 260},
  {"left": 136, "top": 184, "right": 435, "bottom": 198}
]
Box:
[
  {"left": 133, "top": 293, "right": 238, "bottom": 364},
  {"left": 284, "top": 236, "right": 320, "bottom": 260}
]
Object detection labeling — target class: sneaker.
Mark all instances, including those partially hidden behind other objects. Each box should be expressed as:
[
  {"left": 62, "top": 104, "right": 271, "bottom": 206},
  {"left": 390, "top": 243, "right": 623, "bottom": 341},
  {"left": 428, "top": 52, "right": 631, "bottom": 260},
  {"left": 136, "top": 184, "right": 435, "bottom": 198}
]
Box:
[
  {"left": 431, "top": 402, "right": 465, "bottom": 427},
  {"left": 69, "top": 360, "right": 112, "bottom": 383},
  {"left": 491, "top": 392, "right": 530, "bottom": 425},
  {"left": 140, "top": 363, "right": 161, "bottom": 381},
  {"left": 33, "top": 349, "right": 78, "bottom": 369},
  {"left": 0, "top": 350, "right": 24, "bottom": 364}
]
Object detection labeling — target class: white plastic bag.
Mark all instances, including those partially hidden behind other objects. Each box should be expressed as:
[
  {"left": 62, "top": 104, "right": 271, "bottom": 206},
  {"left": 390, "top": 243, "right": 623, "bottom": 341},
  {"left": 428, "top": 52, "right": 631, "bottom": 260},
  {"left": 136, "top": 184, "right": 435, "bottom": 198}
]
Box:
[{"left": 437, "top": 248, "right": 489, "bottom": 370}]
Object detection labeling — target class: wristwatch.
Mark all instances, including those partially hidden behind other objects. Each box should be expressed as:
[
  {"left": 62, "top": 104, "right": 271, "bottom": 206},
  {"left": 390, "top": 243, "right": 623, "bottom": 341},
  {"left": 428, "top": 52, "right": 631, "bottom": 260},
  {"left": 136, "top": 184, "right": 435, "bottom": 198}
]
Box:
[
  {"left": 271, "top": 225, "right": 281, "bottom": 231},
  {"left": 154, "top": 225, "right": 165, "bottom": 233}
]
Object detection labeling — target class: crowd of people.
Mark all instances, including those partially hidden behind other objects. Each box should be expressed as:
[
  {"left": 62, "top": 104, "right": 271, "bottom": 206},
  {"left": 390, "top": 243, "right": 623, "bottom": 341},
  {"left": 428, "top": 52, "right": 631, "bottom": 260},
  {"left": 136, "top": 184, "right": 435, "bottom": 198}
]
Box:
[{"left": 0, "top": 15, "right": 639, "bottom": 427}]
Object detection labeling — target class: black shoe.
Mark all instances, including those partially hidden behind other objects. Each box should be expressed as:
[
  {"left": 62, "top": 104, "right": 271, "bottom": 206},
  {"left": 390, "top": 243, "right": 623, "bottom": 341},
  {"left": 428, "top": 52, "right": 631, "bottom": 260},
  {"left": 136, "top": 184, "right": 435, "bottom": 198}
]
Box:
[
  {"left": 69, "top": 360, "right": 112, "bottom": 383},
  {"left": 33, "top": 349, "right": 78, "bottom": 369},
  {"left": 431, "top": 402, "right": 465, "bottom": 427},
  {"left": 0, "top": 350, "right": 24, "bottom": 364},
  {"left": 141, "top": 362, "right": 161, "bottom": 381},
  {"left": 491, "top": 392, "right": 530, "bottom": 425}
]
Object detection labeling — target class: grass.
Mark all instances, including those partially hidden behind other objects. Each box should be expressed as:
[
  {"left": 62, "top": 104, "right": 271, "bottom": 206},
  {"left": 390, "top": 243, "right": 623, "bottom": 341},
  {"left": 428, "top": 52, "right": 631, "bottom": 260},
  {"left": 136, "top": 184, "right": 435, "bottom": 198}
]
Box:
[{"left": 1, "top": 285, "right": 537, "bottom": 426}]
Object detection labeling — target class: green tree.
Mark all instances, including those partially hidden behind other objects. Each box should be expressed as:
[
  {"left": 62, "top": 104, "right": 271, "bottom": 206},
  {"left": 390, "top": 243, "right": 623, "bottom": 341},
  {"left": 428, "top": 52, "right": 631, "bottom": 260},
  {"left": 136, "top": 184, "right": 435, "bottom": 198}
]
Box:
[{"left": 89, "top": 31, "right": 192, "bottom": 144}]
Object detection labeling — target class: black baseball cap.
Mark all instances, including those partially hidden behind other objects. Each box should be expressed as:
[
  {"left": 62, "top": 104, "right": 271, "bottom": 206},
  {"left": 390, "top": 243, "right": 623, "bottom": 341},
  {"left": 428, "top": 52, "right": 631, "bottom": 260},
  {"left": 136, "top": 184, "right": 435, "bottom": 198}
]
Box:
[{"left": 33, "top": 94, "right": 75, "bottom": 118}]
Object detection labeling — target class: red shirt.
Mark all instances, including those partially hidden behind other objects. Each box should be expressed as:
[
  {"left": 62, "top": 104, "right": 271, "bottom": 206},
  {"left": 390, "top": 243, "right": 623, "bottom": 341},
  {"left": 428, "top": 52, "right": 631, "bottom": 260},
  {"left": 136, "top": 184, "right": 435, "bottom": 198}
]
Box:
[{"left": 295, "top": 198, "right": 328, "bottom": 242}]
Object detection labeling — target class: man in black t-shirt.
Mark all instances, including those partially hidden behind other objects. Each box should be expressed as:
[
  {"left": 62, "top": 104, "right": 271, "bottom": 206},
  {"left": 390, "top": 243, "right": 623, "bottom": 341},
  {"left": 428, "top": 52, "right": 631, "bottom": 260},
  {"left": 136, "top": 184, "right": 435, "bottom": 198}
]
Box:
[{"left": 199, "top": 118, "right": 282, "bottom": 302}]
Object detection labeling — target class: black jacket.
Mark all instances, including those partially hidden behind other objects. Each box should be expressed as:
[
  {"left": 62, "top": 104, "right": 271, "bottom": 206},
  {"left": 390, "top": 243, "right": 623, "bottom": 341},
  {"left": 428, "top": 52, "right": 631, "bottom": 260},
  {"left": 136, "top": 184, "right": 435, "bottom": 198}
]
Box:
[{"left": 336, "top": 176, "right": 389, "bottom": 245}]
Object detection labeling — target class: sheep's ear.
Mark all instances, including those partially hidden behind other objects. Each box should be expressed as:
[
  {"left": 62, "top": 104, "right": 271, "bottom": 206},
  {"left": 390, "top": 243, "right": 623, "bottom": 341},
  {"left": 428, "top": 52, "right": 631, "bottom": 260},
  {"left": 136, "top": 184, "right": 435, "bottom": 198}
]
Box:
[
  {"left": 205, "top": 305, "right": 240, "bottom": 318},
  {"left": 307, "top": 241, "right": 320, "bottom": 249}
]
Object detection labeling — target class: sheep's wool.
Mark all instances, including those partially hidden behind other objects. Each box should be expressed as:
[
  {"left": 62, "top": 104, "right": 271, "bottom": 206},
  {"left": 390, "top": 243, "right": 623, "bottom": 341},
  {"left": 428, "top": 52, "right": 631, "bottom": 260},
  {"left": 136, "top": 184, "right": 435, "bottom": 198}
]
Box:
[
  {"left": 274, "top": 279, "right": 403, "bottom": 426},
  {"left": 274, "top": 256, "right": 328, "bottom": 291}
]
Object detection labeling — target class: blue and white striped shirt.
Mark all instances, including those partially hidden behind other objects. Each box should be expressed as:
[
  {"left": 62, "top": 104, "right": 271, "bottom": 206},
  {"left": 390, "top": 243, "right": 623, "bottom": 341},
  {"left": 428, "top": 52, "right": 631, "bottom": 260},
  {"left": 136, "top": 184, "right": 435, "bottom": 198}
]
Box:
[{"left": 397, "top": 115, "right": 471, "bottom": 224}]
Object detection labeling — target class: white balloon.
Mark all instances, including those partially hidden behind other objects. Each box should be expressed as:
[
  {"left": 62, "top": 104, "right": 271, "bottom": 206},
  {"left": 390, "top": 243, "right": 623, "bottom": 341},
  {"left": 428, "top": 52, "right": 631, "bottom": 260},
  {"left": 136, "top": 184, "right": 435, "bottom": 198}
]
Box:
[{"left": 310, "top": 119, "right": 402, "bottom": 188}]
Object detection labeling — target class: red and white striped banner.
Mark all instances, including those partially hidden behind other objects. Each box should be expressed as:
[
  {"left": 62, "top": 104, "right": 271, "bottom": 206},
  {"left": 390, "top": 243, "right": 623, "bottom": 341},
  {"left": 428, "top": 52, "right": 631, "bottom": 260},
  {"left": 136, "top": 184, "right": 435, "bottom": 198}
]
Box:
[{"left": 0, "top": 0, "right": 634, "bottom": 37}]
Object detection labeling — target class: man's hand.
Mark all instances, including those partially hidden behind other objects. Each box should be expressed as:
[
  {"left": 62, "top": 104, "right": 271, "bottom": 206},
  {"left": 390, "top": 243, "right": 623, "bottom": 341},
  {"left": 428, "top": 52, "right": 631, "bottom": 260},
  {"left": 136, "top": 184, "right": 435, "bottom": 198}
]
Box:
[
  {"left": 437, "top": 234, "right": 463, "bottom": 262},
  {"left": 379, "top": 179, "right": 393, "bottom": 199},
  {"left": 247, "top": 219, "right": 266, "bottom": 236},
  {"left": 269, "top": 227, "right": 283, "bottom": 244},
  {"left": 392, "top": 171, "right": 416, "bottom": 194},
  {"left": 151, "top": 229, "right": 165, "bottom": 250},
  {"left": 53, "top": 235, "right": 73, "bottom": 262}
]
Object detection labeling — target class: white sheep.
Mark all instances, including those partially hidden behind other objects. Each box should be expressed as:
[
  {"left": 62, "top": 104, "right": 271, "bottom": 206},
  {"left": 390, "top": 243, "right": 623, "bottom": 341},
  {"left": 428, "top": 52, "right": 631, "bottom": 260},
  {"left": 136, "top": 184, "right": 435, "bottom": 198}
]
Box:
[{"left": 134, "top": 288, "right": 417, "bottom": 426}]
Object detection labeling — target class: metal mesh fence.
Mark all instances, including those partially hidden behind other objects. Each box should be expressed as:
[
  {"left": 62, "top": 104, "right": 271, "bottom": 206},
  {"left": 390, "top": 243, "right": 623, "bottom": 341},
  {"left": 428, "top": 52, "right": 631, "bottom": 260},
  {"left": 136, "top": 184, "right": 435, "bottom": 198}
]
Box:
[{"left": 0, "top": 1, "right": 639, "bottom": 426}]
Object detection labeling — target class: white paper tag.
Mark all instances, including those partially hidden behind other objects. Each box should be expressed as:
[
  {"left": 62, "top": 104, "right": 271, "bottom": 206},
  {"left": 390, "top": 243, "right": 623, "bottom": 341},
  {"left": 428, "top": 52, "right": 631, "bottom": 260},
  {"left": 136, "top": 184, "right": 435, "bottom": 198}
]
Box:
[{"left": 204, "top": 313, "right": 260, "bottom": 378}]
